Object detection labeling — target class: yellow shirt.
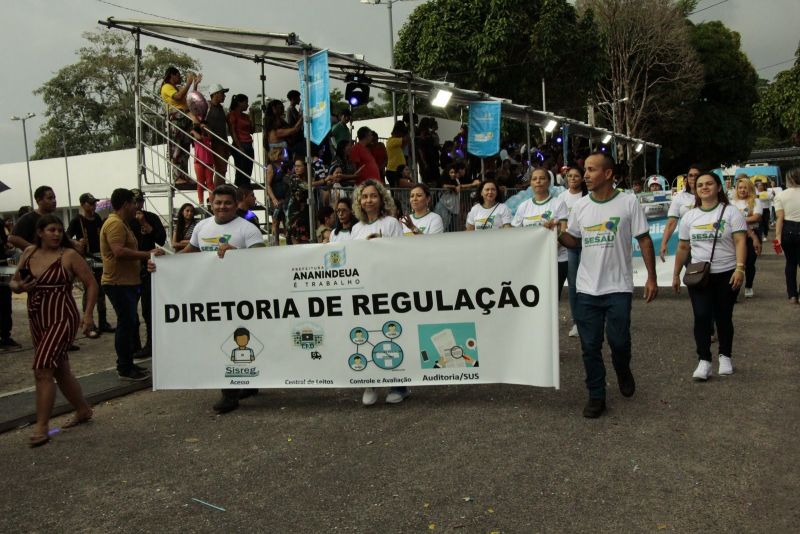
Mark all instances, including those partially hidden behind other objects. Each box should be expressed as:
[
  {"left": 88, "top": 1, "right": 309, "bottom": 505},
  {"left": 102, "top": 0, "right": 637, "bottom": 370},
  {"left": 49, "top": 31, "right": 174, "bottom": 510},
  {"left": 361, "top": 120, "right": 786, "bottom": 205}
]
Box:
[
  {"left": 160, "top": 83, "right": 188, "bottom": 111},
  {"left": 100, "top": 213, "right": 141, "bottom": 286},
  {"left": 386, "top": 136, "right": 405, "bottom": 173}
]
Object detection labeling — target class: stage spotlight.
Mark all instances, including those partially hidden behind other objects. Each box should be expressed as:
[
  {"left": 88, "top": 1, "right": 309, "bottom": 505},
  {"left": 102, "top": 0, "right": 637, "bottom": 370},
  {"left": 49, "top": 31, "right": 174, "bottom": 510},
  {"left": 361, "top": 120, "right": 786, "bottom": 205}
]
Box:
[
  {"left": 602, "top": 134, "right": 613, "bottom": 144},
  {"left": 635, "top": 143, "right": 644, "bottom": 153},
  {"left": 544, "top": 120, "right": 557, "bottom": 133},
  {"left": 431, "top": 89, "right": 452, "bottom": 108},
  {"left": 345, "top": 73, "right": 372, "bottom": 107}
]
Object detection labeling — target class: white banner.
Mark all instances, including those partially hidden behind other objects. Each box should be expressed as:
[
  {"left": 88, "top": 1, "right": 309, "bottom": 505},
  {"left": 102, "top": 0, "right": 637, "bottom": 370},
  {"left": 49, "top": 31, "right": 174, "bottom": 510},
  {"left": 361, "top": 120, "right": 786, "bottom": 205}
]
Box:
[{"left": 152, "top": 229, "right": 559, "bottom": 390}]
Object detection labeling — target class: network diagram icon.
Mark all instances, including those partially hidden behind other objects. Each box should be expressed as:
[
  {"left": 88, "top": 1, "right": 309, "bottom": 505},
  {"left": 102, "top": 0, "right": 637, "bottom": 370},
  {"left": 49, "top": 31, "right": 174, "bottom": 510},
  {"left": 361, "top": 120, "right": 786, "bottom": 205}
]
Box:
[{"left": 347, "top": 321, "right": 404, "bottom": 371}]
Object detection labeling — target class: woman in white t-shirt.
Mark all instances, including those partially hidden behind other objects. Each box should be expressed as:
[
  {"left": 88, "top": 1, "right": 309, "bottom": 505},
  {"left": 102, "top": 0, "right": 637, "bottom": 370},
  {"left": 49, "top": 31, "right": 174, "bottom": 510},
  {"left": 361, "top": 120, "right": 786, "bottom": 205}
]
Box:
[
  {"left": 775, "top": 168, "right": 800, "bottom": 304},
  {"left": 513, "top": 167, "right": 569, "bottom": 294},
  {"left": 350, "top": 180, "right": 405, "bottom": 406},
  {"left": 557, "top": 166, "right": 587, "bottom": 338},
  {"left": 660, "top": 166, "right": 700, "bottom": 261},
  {"left": 399, "top": 183, "right": 444, "bottom": 236},
  {"left": 329, "top": 198, "right": 355, "bottom": 243},
  {"left": 465, "top": 180, "right": 512, "bottom": 230},
  {"left": 673, "top": 173, "right": 747, "bottom": 380},
  {"left": 730, "top": 177, "right": 763, "bottom": 298}
]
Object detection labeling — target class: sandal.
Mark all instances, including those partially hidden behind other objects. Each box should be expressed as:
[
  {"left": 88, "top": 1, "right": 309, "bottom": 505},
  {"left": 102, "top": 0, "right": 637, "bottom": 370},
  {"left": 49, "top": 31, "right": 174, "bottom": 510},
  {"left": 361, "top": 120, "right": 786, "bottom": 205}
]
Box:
[
  {"left": 63, "top": 410, "right": 93, "bottom": 429},
  {"left": 87, "top": 328, "right": 100, "bottom": 339},
  {"left": 29, "top": 434, "right": 50, "bottom": 448}
]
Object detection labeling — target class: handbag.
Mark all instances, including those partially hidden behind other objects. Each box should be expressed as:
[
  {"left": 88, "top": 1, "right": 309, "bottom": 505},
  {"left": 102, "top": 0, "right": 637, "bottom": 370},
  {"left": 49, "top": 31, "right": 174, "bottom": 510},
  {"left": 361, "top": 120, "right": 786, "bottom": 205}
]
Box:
[{"left": 683, "top": 205, "right": 726, "bottom": 288}]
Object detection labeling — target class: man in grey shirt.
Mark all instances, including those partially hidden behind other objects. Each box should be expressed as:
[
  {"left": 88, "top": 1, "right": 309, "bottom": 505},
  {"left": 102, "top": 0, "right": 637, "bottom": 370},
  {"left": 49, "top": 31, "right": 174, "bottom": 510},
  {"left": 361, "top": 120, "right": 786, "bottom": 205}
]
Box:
[{"left": 206, "top": 83, "right": 230, "bottom": 186}]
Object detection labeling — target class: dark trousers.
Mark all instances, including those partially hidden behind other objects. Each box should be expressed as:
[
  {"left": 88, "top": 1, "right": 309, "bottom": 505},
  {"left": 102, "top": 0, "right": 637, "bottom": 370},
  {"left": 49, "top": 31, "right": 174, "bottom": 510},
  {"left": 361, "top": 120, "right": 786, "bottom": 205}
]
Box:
[
  {"left": 140, "top": 271, "right": 152, "bottom": 351},
  {"left": 104, "top": 285, "right": 141, "bottom": 373},
  {"left": 782, "top": 220, "right": 800, "bottom": 299},
  {"left": 557, "top": 260, "right": 568, "bottom": 300},
  {"left": 760, "top": 208, "right": 770, "bottom": 239},
  {"left": 744, "top": 231, "right": 759, "bottom": 289},
  {"left": 574, "top": 292, "right": 633, "bottom": 400},
  {"left": 232, "top": 142, "right": 254, "bottom": 187},
  {"left": 567, "top": 249, "right": 581, "bottom": 321},
  {"left": 82, "top": 268, "right": 108, "bottom": 327},
  {"left": 0, "top": 285, "right": 11, "bottom": 339},
  {"left": 687, "top": 270, "right": 738, "bottom": 361}
]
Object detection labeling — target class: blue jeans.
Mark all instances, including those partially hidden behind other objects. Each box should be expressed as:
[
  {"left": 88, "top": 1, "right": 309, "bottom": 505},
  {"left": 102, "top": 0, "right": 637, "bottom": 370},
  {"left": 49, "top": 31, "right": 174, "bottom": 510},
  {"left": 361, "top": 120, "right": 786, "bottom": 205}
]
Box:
[
  {"left": 567, "top": 248, "right": 581, "bottom": 321},
  {"left": 574, "top": 292, "right": 632, "bottom": 400},
  {"left": 103, "top": 285, "right": 141, "bottom": 373}
]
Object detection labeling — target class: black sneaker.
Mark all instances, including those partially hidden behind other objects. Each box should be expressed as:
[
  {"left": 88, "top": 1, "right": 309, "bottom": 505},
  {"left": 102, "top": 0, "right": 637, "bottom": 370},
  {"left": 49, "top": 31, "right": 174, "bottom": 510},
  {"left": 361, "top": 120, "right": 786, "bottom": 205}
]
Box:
[
  {"left": 213, "top": 396, "right": 240, "bottom": 414},
  {"left": 100, "top": 323, "right": 116, "bottom": 333},
  {"left": 133, "top": 347, "right": 152, "bottom": 360},
  {"left": 0, "top": 337, "right": 21, "bottom": 348},
  {"left": 617, "top": 367, "right": 636, "bottom": 398},
  {"left": 132, "top": 363, "right": 149, "bottom": 373},
  {"left": 583, "top": 398, "right": 606, "bottom": 418},
  {"left": 117, "top": 368, "right": 151, "bottom": 381}
]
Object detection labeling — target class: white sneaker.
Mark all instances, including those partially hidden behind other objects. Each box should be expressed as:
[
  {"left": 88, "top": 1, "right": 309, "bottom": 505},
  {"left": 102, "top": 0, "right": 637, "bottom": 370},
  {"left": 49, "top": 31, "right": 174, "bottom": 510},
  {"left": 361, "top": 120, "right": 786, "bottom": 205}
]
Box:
[
  {"left": 692, "top": 360, "right": 713, "bottom": 381},
  {"left": 385, "top": 387, "right": 410, "bottom": 404},
  {"left": 362, "top": 387, "right": 378, "bottom": 406},
  {"left": 745, "top": 288, "right": 754, "bottom": 298},
  {"left": 568, "top": 324, "right": 579, "bottom": 338},
  {"left": 718, "top": 355, "right": 734, "bottom": 375}
]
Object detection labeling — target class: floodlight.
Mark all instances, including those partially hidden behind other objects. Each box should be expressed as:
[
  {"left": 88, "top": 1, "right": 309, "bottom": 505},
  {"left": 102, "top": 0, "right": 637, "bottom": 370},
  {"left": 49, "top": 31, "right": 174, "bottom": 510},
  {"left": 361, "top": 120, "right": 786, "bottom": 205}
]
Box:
[
  {"left": 431, "top": 89, "right": 452, "bottom": 108},
  {"left": 544, "top": 120, "right": 557, "bottom": 133},
  {"left": 345, "top": 73, "right": 372, "bottom": 108},
  {"left": 635, "top": 143, "right": 644, "bottom": 153},
  {"left": 602, "top": 134, "right": 613, "bottom": 144}
]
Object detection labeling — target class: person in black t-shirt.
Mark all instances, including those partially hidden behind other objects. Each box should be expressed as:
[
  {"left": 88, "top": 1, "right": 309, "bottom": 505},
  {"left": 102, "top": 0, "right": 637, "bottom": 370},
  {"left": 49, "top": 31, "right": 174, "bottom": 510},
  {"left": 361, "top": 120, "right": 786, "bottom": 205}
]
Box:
[
  {"left": 129, "top": 189, "right": 166, "bottom": 359},
  {"left": 236, "top": 185, "right": 261, "bottom": 228},
  {"left": 9, "top": 186, "right": 59, "bottom": 251},
  {"left": 67, "top": 193, "right": 114, "bottom": 337}
]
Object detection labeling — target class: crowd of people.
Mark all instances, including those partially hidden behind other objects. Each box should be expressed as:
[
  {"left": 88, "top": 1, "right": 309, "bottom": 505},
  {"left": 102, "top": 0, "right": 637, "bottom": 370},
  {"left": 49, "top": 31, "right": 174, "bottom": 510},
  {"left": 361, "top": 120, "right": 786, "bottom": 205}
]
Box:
[{"left": 2, "top": 64, "right": 799, "bottom": 443}]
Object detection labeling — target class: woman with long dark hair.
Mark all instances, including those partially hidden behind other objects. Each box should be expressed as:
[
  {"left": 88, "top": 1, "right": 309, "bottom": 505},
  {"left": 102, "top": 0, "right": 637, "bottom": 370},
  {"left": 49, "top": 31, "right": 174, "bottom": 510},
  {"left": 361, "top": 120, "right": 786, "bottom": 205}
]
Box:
[
  {"left": 264, "top": 99, "right": 302, "bottom": 159},
  {"left": 10, "top": 215, "right": 97, "bottom": 447},
  {"left": 673, "top": 173, "right": 747, "bottom": 380},
  {"left": 172, "top": 203, "right": 196, "bottom": 252},
  {"left": 227, "top": 94, "right": 254, "bottom": 187},
  {"left": 400, "top": 183, "right": 444, "bottom": 235},
  {"left": 465, "top": 180, "right": 512, "bottom": 230},
  {"left": 329, "top": 197, "right": 355, "bottom": 243}
]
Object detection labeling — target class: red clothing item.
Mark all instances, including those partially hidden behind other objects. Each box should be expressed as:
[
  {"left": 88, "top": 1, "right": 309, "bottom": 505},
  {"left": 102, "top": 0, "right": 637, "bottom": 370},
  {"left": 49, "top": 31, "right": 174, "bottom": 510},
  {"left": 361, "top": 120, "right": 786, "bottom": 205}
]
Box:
[
  {"left": 349, "top": 143, "right": 381, "bottom": 185},
  {"left": 369, "top": 143, "right": 388, "bottom": 171},
  {"left": 227, "top": 111, "right": 253, "bottom": 143}
]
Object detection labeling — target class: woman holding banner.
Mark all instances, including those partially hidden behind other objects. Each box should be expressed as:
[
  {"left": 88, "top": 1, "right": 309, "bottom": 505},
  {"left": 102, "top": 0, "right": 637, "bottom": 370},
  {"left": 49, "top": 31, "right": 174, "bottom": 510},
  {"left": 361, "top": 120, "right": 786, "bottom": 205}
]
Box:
[
  {"left": 672, "top": 173, "right": 747, "bottom": 380},
  {"left": 731, "top": 177, "right": 763, "bottom": 299},
  {"left": 512, "top": 168, "right": 569, "bottom": 295},
  {"left": 558, "top": 166, "right": 587, "bottom": 338},
  {"left": 351, "top": 180, "right": 406, "bottom": 406},
  {"left": 400, "top": 184, "right": 444, "bottom": 236},
  {"left": 465, "top": 180, "right": 512, "bottom": 231}
]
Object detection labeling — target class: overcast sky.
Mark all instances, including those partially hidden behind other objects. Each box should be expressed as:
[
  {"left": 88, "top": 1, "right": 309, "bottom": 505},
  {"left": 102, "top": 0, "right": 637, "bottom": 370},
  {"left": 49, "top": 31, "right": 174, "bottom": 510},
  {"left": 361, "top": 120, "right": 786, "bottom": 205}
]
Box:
[{"left": 0, "top": 0, "right": 797, "bottom": 166}]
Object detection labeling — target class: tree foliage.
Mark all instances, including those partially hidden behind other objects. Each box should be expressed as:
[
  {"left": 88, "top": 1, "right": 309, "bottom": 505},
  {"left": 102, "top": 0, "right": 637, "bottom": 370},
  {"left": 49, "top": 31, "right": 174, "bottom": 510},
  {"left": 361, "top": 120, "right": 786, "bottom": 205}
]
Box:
[
  {"left": 394, "top": 0, "right": 603, "bottom": 119},
  {"left": 32, "top": 30, "right": 200, "bottom": 160},
  {"left": 754, "top": 42, "right": 800, "bottom": 145}
]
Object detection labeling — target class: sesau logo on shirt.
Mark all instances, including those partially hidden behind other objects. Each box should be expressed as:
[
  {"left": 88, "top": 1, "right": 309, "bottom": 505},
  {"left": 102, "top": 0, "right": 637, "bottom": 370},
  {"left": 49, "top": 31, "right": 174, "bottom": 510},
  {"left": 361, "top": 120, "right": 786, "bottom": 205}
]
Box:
[
  {"left": 582, "top": 217, "right": 620, "bottom": 247},
  {"left": 691, "top": 220, "right": 726, "bottom": 241},
  {"left": 199, "top": 234, "right": 233, "bottom": 251}
]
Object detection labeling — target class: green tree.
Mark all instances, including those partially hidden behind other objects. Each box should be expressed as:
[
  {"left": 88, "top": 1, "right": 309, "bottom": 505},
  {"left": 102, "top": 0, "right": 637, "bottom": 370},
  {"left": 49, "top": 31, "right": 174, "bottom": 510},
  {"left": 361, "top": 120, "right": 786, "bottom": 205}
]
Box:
[
  {"left": 755, "top": 43, "right": 800, "bottom": 146},
  {"left": 32, "top": 30, "right": 200, "bottom": 159},
  {"left": 393, "top": 0, "right": 603, "bottom": 120}
]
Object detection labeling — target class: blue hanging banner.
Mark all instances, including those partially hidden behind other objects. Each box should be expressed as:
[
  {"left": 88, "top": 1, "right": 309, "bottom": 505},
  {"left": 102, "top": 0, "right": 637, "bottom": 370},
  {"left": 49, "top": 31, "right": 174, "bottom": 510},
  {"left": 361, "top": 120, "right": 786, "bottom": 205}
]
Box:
[
  {"left": 467, "top": 101, "right": 501, "bottom": 157},
  {"left": 298, "top": 50, "right": 331, "bottom": 146}
]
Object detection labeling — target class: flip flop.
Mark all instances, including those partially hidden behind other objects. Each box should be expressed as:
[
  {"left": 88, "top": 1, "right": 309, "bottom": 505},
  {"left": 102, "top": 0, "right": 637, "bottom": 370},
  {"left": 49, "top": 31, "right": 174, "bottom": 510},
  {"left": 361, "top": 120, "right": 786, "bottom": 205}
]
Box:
[
  {"left": 63, "top": 412, "right": 93, "bottom": 429},
  {"left": 29, "top": 434, "right": 50, "bottom": 448}
]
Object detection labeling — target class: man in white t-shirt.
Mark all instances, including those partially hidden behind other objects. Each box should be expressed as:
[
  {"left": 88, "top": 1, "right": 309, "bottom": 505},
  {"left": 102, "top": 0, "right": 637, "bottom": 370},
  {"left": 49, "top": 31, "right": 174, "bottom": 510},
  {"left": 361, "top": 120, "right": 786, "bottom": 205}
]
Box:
[
  {"left": 558, "top": 153, "right": 658, "bottom": 418},
  {"left": 150, "top": 184, "right": 265, "bottom": 414}
]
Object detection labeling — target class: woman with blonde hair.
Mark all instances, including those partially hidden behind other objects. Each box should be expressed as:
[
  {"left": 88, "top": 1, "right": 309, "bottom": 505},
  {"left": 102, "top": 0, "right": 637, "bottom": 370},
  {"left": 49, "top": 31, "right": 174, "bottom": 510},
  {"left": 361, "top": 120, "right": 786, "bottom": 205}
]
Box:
[{"left": 730, "top": 177, "right": 763, "bottom": 298}]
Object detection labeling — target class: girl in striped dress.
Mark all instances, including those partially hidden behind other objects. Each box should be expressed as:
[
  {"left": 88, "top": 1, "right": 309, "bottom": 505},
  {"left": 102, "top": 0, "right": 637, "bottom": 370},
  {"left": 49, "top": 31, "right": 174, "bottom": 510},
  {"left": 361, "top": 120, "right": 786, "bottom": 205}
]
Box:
[{"left": 11, "top": 215, "right": 97, "bottom": 447}]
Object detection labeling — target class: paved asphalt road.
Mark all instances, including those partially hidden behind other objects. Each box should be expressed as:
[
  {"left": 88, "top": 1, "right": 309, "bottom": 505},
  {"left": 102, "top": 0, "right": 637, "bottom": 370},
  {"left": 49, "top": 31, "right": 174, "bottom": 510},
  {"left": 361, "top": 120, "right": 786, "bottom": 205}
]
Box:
[{"left": 0, "top": 250, "right": 797, "bottom": 533}]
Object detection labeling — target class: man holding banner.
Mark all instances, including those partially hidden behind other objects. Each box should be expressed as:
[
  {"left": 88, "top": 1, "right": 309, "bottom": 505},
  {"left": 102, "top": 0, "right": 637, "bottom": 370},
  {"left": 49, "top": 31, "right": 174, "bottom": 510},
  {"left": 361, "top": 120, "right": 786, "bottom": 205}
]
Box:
[{"left": 558, "top": 153, "right": 658, "bottom": 419}]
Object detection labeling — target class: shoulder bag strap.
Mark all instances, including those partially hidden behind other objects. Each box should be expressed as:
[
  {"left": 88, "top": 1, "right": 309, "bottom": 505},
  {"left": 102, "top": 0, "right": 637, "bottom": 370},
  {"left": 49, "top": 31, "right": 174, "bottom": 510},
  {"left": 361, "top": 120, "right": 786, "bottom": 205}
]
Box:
[
  {"left": 708, "top": 204, "right": 726, "bottom": 263},
  {"left": 480, "top": 203, "right": 501, "bottom": 230}
]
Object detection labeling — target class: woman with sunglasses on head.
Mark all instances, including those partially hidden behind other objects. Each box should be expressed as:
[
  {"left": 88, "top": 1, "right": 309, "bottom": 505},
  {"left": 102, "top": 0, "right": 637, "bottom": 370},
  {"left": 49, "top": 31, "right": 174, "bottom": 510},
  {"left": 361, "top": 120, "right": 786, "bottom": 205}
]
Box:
[
  {"left": 465, "top": 180, "right": 512, "bottom": 231},
  {"left": 673, "top": 173, "right": 747, "bottom": 381},
  {"left": 558, "top": 166, "right": 588, "bottom": 337},
  {"left": 730, "top": 176, "right": 763, "bottom": 298}
]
